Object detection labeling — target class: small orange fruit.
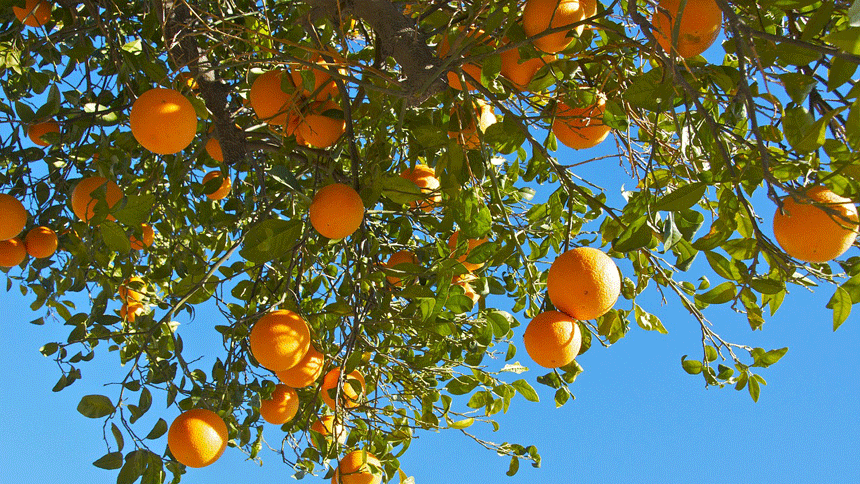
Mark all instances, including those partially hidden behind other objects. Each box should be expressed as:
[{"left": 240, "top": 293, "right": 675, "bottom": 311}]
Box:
[
  {"left": 523, "top": 310, "right": 582, "bottom": 368},
  {"left": 202, "top": 171, "right": 232, "bottom": 200},
  {"left": 309, "top": 183, "right": 364, "bottom": 239},
  {"left": 24, "top": 226, "right": 57, "bottom": 258},
  {"left": 205, "top": 137, "right": 223, "bottom": 162},
  {"left": 773, "top": 186, "right": 859, "bottom": 263},
  {"left": 447, "top": 231, "right": 489, "bottom": 272},
  {"left": 13, "top": 0, "right": 51, "bottom": 27},
  {"left": 0, "top": 238, "right": 26, "bottom": 268},
  {"left": 167, "top": 408, "right": 228, "bottom": 468},
  {"left": 276, "top": 345, "right": 325, "bottom": 388},
  {"left": 453, "top": 275, "right": 480, "bottom": 308},
  {"left": 0, "top": 194, "right": 28, "bottom": 241},
  {"left": 448, "top": 100, "right": 497, "bottom": 150},
  {"left": 309, "top": 414, "right": 348, "bottom": 448},
  {"left": 289, "top": 53, "right": 344, "bottom": 101},
  {"left": 130, "top": 88, "right": 198, "bottom": 155},
  {"left": 437, "top": 29, "right": 492, "bottom": 91},
  {"left": 249, "top": 309, "right": 311, "bottom": 371},
  {"left": 499, "top": 44, "right": 554, "bottom": 90},
  {"left": 120, "top": 303, "right": 145, "bottom": 322},
  {"left": 547, "top": 247, "right": 620, "bottom": 320},
  {"left": 334, "top": 450, "right": 383, "bottom": 484},
  {"left": 27, "top": 120, "right": 60, "bottom": 147},
  {"left": 118, "top": 276, "right": 146, "bottom": 304},
  {"left": 320, "top": 367, "right": 365, "bottom": 409},
  {"left": 259, "top": 384, "right": 300, "bottom": 425},
  {"left": 523, "top": 0, "right": 587, "bottom": 54},
  {"left": 129, "top": 223, "right": 155, "bottom": 250},
  {"left": 652, "top": 0, "right": 723, "bottom": 59},
  {"left": 176, "top": 71, "right": 199, "bottom": 91},
  {"left": 250, "top": 70, "right": 299, "bottom": 125},
  {"left": 400, "top": 165, "right": 441, "bottom": 212},
  {"left": 71, "top": 176, "right": 123, "bottom": 223},
  {"left": 384, "top": 250, "right": 419, "bottom": 286},
  {"left": 295, "top": 101, "right": 346, "bottom": 149},
  {"left": 552, "top": 98, "right": 611, "bottom": 150}
]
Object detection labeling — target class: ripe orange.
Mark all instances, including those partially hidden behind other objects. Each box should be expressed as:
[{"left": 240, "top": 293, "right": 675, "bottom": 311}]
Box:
[
  {"left": 437, "top": 29, "right": 491, "bottom": 91},
  {"left": 289, "top": 53, "right": 344, "bottom": 101},
  {"left": 384, "top": 250, "right": 418, "bottom": 286},
  {"left": 772, "top": 186, "right": 859, "bottom": 263},
  {"left": 320, "top": 367, "right": 365, "bottom": 409},
  {"left": 13, "top": 0, "right": 50, "bottom": 27},
  {"left": 499, "top": 44, "right": 554, "bottom": 90},
  {"left": 276, "top": 345, "right": 325, "bottom": 388},
  {"left": 202, "top": 171, "right": 231, "bottom": 200},
  {"left": 652, "top": 0, "right": 722, "bottom": 59},
  {"left": 522, "top": 0, "right": 587, "bottom": 54},
  {"left": 552, "top": 98, "right": 611, "bottom": 150},
  {"left": 0, "top": 194, "right": 28, "bottom": 241},
  {"left": 71, "top": 176, "right": 123, "bottom": 223},
  {"left": 120, "top": 302, "right": 145, "bottom": 322},
  {"left": 334, "top": 450, "right": 382, "bottom": 484},
  {"left": 447, "top": 231, "right": 489, "bottom": 272},
  {"left": 295, "top": 100, "right": 346, "bottom": 148},
  {"left": 249, "top": 309, "right": 311, "bottom": 371},
  {"left": 27, "top": 119, "right": 60, "bottom": 146},
  {"left": 0, "top": 238, "right": 26, "bottom": 268},
  {"left": 250, "top": 70, "right": 299, "bottom": 125},
  {"left": 523, "top": 310, "right": 582, "bottom": 368},
  {"left": 309, "top": 183, "right": 365, "bottom": 239},
  {"left": 259, "top": 384, "right": 300, "bottom": 425},
  {"left": 24, "top": 226, "right": 57, "bottom": 258},
  {"left": 309, "top": 414, "right": 348, "bottom": 448},
  {"left": 130, "top": 88, "right": 198, "bottom": 155},
  {"left": 129, "top": 223, "right": 154, "bottom": 250},
  {"left": 547, "top": 247, "right": 620, "bottom": 320},
  {"left": 453, "top": 275, "right": 480, "bottom": 308},
  {"left": 205, "top": 137, "right": 223, "bottom": 162},
  {"left": 167, "top": 408, "right": 228, "bottom": 468},
  {"left": 118, "top": 276, "right": 146, "bottom": 304},
  {"left": 448, "top": 100, "right": 497, "bottom": 150},
  {"left": 399, "top": 165, "right": 441, "bottom": 212}
]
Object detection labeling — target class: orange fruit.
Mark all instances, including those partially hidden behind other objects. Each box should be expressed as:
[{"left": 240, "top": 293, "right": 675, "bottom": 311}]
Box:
[
  {"left": 772, "top": 186, "right": 859, "bottom": 263},
  {"left": 24, "top": 226, "right": 57, "bottom": 258},
  {"left": 453, "top": 275, "right": 480, "bottom": 307},
  {"left": 289, "top": 52, "right": 344, "bottom": 101},
  {"left": 120, "top": 302, "right": 145, "bottom": 322},
  {"left": 0, "top": 194, "right": 28, "bottom": 241},
  {"left": 259, "top": 383, "right": 300, "bottom": 425},
  {"left": 13, "top": 0, "right": 50, "bottom": 27},
  {"left": 130, "top": 88, "right": 198, "bottom": 155},
  {"left": 320, "top": 367, "right": 365, "bottom": 409},
  {"left": 384, "top": 250, "right": 418, "bottom": 286},
  {"left": 295, "top": 100, "right": 346, "bottom": 149},
  {"left": 309, "top": 414, "right": 348, "bottom": 448},
  {"left": 27, "top": 119, "right": 59, "bottom": 146},
  {"left": 547, "top": 247, "right": 620, "bottom": 320},
  {"left": 71, "top": 176, "right": 123, "bottom": 223},
  {"left": 276, "top": 345, "right": 325, "bottom": 388},
  {"left": 523, "top": 310, "right": 582, "bottom": 368},
  {"left": 309, "top": 183, "right": 364, "bottom": 239},
  {"left": 399, "top": 165, "right": 441, "bottom": 212},
  {"left": 167, "top": 408, "right": 228, "bottom": 468},
  {"left": 0, "top": 238, "right": 26, "bottom": 268},
  {"left": 129, "top": 223, "right": 155, "bottom": 250},
  {"left": 249, "top": 309, "right": 311, "bottom": 371},
  {"left": 334, "top": 450, "right": 383, "bottom": 484},
  {"left": 118, "top": 276, "right": 146, "bottom": 304},
  {"left": 652, "top": 0, "right": 722, "bottom": 59},
  {"left": 447, "top": 100, "right": 497, "bottom": 150},
  {"left": 202, "top": 171, "right": 231, "bottom": 200},
  {"left": 499, "top": 44, "right": 554, "bottom": 90},
  {"left": 176, "top": 71, "right": 199, "bottom": 91},
  {"left": 205, "top": 137, "right": 223, "bottom": 162},
  {"left": 250, "top": 70, "right": 299, "bottom": 125},
  {"left": 447, "top": 231, "right": 489, "bottom": 272},
  {"left": 522, "top": 0, "right": 587, "bottom": 54},
  {"left": 552, "top": 98, "right": 611, "bottom": 150},
  {"left": 437, "top": 29, "right": 491, "bottom": 90}
]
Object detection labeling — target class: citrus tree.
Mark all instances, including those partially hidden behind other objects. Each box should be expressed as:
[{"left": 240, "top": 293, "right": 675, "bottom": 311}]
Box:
[{"left": 2, "top": 0, "right": 860, "bottom": 482}]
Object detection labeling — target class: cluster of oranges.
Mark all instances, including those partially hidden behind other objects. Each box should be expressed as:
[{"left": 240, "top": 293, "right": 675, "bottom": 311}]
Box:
[{"left": 0, "top": 194, "right": 57, "bottom": 267}]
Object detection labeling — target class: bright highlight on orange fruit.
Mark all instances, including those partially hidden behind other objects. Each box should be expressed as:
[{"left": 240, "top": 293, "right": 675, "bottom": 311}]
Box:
[
  {"left": 448, "top": 100, "right": 497, "bottom": 150},
  {"left": 552, "top": 98, "right": 611, "bottom": 150},
  {"left": 0, "top": 238, "right": 26, "bottom": 268},
  {"left": 652, "top": 0, "right": 723, "bottom": 59},
  {"left": 27, "top": 119, "right": 60, "bottom": 146},
  {"left": 400, "top": 165, "right": 441, "bottom": 212},
  {"left": 334, "top": 450, "right": 383, "bottom": 484},
  {"left": 249, "top": 309, "right": 311, "bottom": 371},
  {"left": 547, "top": 247, "right": 620, "bottom": 320},
  {"left": 259, "top": 384, "right": 300, "bottom": 425},
  {"left": 129, "top": 223, "right": 154, "bottom": 250},
  {"left": 0, "top": 194, "right": 28, "bottom": 241},
  {"left": 522, "top": 0, "right": 587, "bottom": 54},
  {"left": 24, "top": 226, "right": 57, "bottom": 258},
  {"left": 167, "top": 408, "right": 228, "bottom": 468},
  {"left": 120, "top": 303, "right": 144, "bottom": 322},
  {"left": 772, "top": 186, "right": 859, "bottom": 263},
  {"left": 71, "top": 176, "right": 123, "bottom": 223},
  {"left": 202, "top": 171, "right": 231, "bottom": 200},
  {"left": 309, "top": 414, "right": 348, "bottom": 448},
  {"left": 130, "top": 88, "right": 198, "bottom": 155},
  {"left": 448, "top": 231, "right": 489, "bottom": 272},
  {"left": 118, "top": 276, "right": 146, "bottom": 304},
  {"left": 13, "top": 0, "right": 51, "bottom": 27},
  {"left": 320, "top": 367, "right": 365, "bottom": 409},
  {"left": 250, "top": 70, "right": 299, "bottom": 125},
  {"left": 276, "top": 345, "right": 325, "bottom": 388},
  {"left": 523, "top": 310, "right": 582, "bottom": 368},
  {"left": 384, "top": 250, "right": 419, "bottom": 286},
  {"left": 309, "top": 183, "right": 365, "bottom": 240}
]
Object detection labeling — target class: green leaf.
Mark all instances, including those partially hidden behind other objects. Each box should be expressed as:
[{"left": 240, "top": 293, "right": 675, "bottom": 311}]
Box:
[
  {"left": 695, "top": 281, "right": 737, "bottom": 305},
  {"left": 824, "top": 27, "right": 860, "bottom": 55},
  {"left": 634, "top": 304, "right": 668, "bottom": 334},
  {"left": 448, "top": 417, "right": 475, "bottom": 429},
  {"left": 748, "top": 375, "right": 761, "bottom": 402},
  {"left": 92, "top": 452, "right": 123, "bottom": 470},
  {"left": 511, "top": 379, "right": 539, "bottom": 402},
  {"left": 612, "top": 216, "right": 653, "bottom": 252},
  {"left": 446, "top": 376, "right": 478, "bottom": 395},
  {"left": 77, "top": 394, "right": 115, "bottom": 418},
  {"left": 381, "top": 174, "right": 425, "bottom": 204},
  {"left": 114, "top": 193, "right": 156, "bottom": 226},
  {"left": 240, "top": 219, "right": 302, "bottom": 263},
  {"left": 778, "top": 73, "right": 817, "bottom": 104},
  {"left": 653, "top": 182, "right": 706, "bottom": 212},
  {"left": 681, "top": 356, "right": 702, "bottom": 374},
  {"left": 624, "top": 68, "right": 679, "bottom": 112},
  {"left": 826, "top": 286, "right": 852, "bottom": 331},
  {"left": 506, "top": 456, "right": 520, "bottom": 477},
  {"left": 411, "top": 125, "right": 448, "bottom": 148},
  {"left": 111, "top": 423, "right": 124, "bottom": 452},
  {"left": 145, "top": 418, "right": 168, "bottom": 439},
  {"left": 100, "top": 220, "right": 130, "bottom": 254},
  {"left": 704, "top": 346, "right": 718, "bottom": 362}
]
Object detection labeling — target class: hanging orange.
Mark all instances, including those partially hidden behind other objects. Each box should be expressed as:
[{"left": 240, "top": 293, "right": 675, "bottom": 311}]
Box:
[
  {"left": 276, "top": 345, "right": 325, "bottom": 388},
  {"left": 522, "top": 0, "right": 587, "bottom": 54},
  {"left": 0, "top": 238, "right": 27, "bottom": 268},
  {"left": 259, "top": 384, "right": 300, "bottom": 425},
  {"left": 13, "top": 0, "right": 51, "bottom": 27},
  {"left": 71, "top": 176, "right": 123, "bottom": 223},
  {"left": 202, "top": 171, "right": 232, "bottom": 200},
  {"left": 27, "top": 119, "right": 60, "bottom": 146},
  {"left": 652, "top": 0, "right": 723, "bottom": 59},
  {"left": 552, "top": 98, "right": 611, "bottom": 150},
  {"left": 309, "top": 183, "right": 365, "bottom": 240},
  {"left": 523, "top": 310, "right": 582, "bottom": 368},
  {"left": 320, "top": 367, "right": 365, "bottom": 409},
  {"left": 547, "top": 247, "right": 620, "bottom": 320},
  {"left": 130, "top": 88, "right": 198, "bottom": 155},
  {"left": 24, "top": 226, "right": 57, "bottom": 258},
  {"left": 0, "top": 194, "right": 28, "bottom": 241},
  {"left": 249, "top": 309, "right": 311, "bottom": 371},
  {"left": 773, "top": 186, "right": 859, "bottom": 263},
  {"left": 167, "top": 408, "right": 228, "bottom": 468},
  {"left": 250, "top": 70, "right": 299, "bottom": 125}
]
